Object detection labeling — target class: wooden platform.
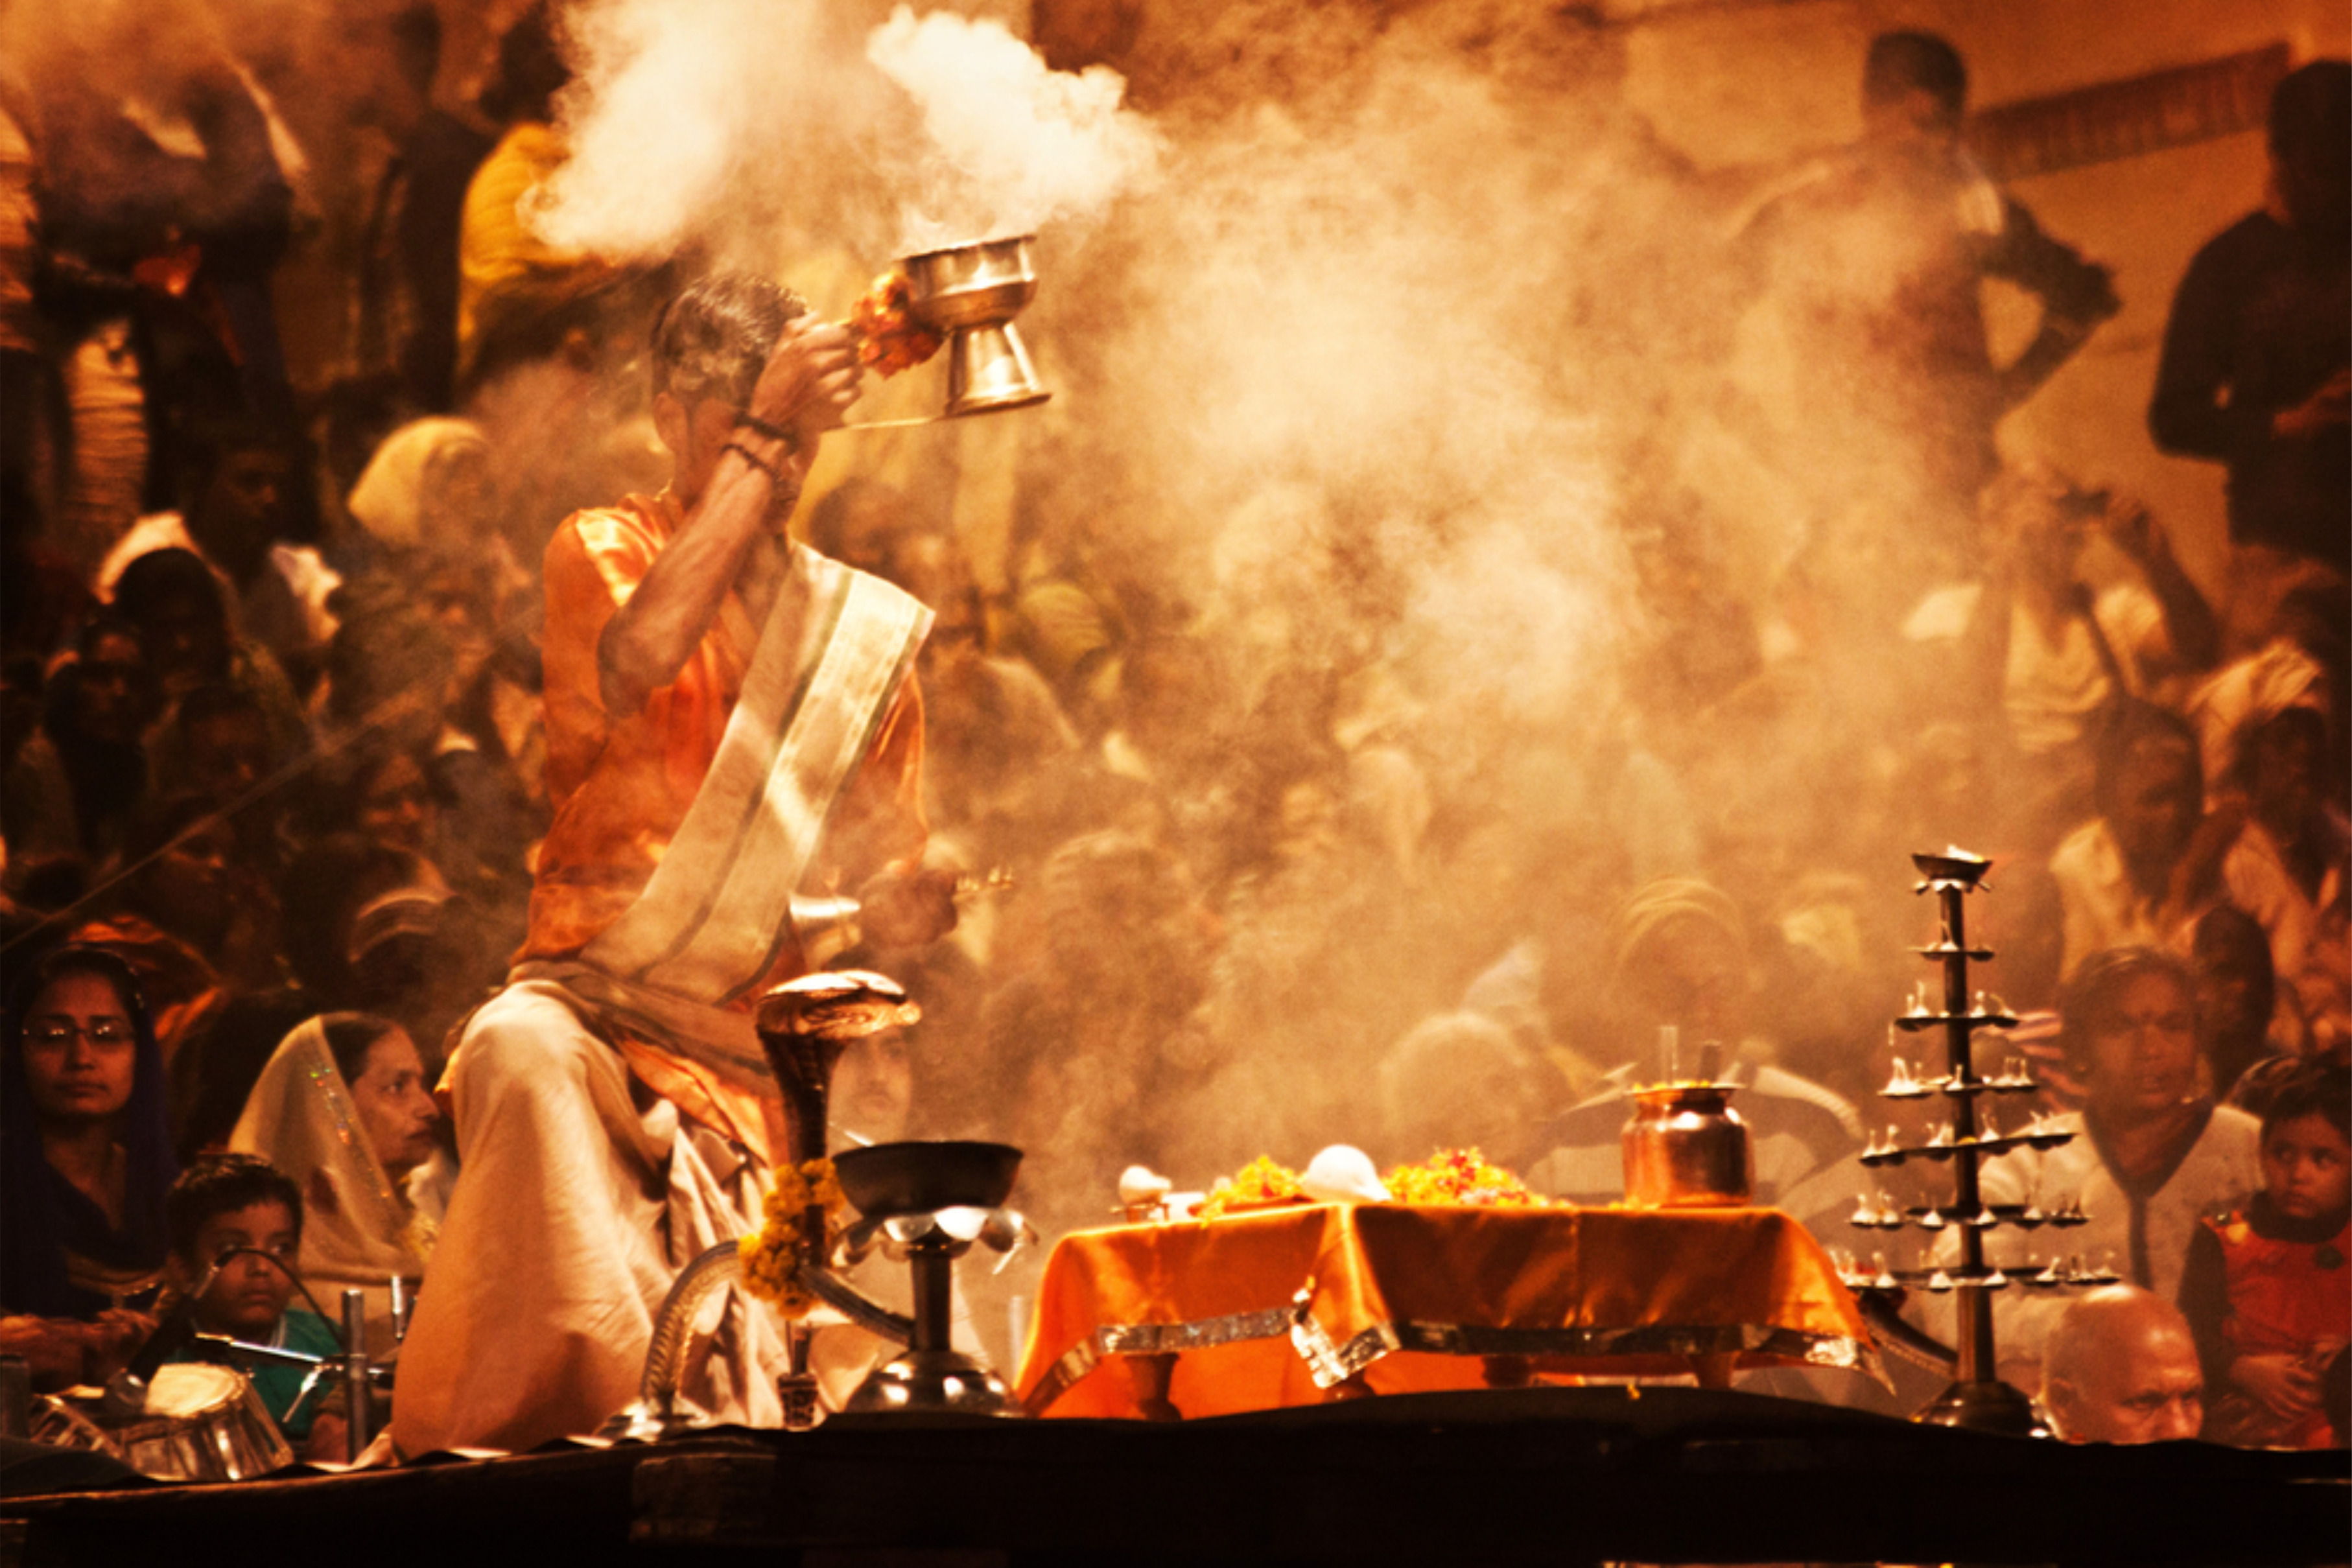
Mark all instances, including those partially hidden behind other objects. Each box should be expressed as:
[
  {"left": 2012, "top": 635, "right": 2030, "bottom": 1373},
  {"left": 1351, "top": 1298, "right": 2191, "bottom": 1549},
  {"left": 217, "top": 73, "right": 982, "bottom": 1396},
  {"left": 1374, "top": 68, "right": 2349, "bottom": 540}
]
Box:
[{"left": 3, "top": 1387, "right": 2344, "bottom": 1565}]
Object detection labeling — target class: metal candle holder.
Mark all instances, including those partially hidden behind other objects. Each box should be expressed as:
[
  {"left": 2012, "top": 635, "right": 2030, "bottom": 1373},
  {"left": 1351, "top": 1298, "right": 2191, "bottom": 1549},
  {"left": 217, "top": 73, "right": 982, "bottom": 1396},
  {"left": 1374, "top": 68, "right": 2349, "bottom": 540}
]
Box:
[
  {"left": 1839, "top": 848, "right": 2109, "bottom": 1436},
  {"left": 831, "top": 1142, "right": 1029, "bottom": 1418}
]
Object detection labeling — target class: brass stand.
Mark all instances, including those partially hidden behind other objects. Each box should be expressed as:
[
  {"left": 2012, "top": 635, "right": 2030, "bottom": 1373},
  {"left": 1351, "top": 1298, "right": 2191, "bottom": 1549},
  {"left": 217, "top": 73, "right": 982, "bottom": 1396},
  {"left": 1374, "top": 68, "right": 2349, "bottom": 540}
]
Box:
[
  {"left": 1841, "top": 850, "right": 2110, "bottom": 1437},
  {"left": 840, "top": 1223, "right": 1020, "bottom": 1416}
]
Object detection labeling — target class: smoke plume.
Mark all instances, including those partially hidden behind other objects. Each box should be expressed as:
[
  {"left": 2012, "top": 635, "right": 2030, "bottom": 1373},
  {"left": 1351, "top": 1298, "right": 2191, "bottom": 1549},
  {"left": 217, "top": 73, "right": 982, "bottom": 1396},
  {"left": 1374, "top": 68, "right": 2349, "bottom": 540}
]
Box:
[
  {"left": 866, "top": 6, "right": 1161, "bottom": 252},
  {"left": 526, "top": 1, "right": 1158, "bottom": 263}
]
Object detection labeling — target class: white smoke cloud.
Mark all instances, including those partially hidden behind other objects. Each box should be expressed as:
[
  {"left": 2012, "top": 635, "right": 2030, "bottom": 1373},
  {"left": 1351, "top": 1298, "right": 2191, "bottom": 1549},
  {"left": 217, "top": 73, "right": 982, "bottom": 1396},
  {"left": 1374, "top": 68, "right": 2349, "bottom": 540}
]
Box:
[
  {"left": 531, "top": 1, "right": 737, "bottom": 255},
  {"left": 865, "top": 6, "right": 1161, "bottom": 251},
  {"left": 524, "top": 1, "right": 1157, "bottom": 264}
]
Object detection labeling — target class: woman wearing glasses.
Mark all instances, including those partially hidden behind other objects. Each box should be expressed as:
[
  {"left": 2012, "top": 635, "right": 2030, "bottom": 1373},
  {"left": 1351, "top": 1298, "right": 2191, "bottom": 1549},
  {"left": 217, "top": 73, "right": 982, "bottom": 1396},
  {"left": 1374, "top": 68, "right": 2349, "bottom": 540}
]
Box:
[{"left": 0, "top": 944, "right": 180, "bottom": 1322}]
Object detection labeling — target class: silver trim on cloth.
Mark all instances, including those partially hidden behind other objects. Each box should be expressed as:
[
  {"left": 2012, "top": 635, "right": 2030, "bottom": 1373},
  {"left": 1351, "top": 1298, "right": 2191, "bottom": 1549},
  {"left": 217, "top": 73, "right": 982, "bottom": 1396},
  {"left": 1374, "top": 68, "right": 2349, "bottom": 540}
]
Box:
[
  {"left": 1022, "top": 1308, "right": 1301, "bottom": 1414},
  {"left": 1025, "top": 1302, "right": 1881, "bottom": 1413},
  {"left": 1293, "top": 1316, "right": 1879, "bottom": 1388}
]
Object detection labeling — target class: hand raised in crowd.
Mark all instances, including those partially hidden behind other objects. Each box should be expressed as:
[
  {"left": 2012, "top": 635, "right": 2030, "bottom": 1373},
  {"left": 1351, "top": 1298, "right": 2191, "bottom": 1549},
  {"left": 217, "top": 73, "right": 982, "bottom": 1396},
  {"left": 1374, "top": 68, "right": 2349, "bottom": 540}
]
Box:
[
  {"left": 2272, "top": 368, "right": 2350, "bottom": 441},
  {"left": 746, "top": 316, "right": 862, "bottom": 441},
  {"left": 2167, "top": 795, "right": 2248, "bottom": 913}
]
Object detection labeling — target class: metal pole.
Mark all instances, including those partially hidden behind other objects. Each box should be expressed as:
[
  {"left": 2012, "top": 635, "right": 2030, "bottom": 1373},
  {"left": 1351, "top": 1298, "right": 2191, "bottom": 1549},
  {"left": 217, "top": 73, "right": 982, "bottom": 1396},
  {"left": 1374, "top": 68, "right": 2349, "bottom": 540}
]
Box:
[
  {"left": 911, "top": 1246, "right": 953, "bottom": 1354},
  {"left": 1942, "top": 885, "right": 1995, "bottom": 1387},
  {"left": 342, "top": 1289, "right": 372, "bottom": 1456}
]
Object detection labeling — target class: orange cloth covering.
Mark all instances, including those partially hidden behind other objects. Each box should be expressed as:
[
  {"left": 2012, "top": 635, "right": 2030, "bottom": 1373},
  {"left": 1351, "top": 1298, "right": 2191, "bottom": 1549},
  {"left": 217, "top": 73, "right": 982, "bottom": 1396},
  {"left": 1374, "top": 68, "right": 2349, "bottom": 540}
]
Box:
[{"left": 1017, "top": 1202, "right": 1878, "bottom": 1419}]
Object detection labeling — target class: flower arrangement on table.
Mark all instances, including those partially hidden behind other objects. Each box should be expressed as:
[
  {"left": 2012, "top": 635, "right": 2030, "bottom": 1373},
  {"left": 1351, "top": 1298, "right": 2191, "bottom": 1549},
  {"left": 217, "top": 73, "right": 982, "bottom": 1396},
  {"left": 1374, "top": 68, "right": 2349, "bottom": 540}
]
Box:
[
  {"left": 1382, "top": 1147, "right": 1548, "bottom": 1208},
  {"left": 737, "top": 1157, "right": 847, "bottom": 1319},
  {"left": 1194, "top": 1147, "right": 1551, "bottom": 1221}
]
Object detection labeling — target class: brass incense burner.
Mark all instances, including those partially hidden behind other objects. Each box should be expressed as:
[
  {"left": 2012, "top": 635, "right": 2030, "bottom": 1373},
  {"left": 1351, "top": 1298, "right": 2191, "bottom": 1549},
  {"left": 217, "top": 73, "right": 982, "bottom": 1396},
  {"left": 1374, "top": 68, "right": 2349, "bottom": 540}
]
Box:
[{"left": 900, "top": 235, "right": 1050, "bottom": 417}]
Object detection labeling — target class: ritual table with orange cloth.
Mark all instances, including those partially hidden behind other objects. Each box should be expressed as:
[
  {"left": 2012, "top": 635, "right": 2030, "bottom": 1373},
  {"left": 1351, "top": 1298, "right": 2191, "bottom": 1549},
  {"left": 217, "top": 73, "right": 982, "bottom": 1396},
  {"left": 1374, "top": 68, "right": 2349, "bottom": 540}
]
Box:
[{"left": 1014, "top": 1202, "right": 1881, "bottom": 1419}]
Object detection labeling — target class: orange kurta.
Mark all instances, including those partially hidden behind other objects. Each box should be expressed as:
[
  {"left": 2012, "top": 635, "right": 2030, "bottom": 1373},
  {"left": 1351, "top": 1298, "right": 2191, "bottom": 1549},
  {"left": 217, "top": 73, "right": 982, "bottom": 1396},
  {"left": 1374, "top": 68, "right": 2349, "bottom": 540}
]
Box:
[
  {"left": 524, "top": 493, "right": 927, "bottom": 1151},
  {"left": 527, "top": 491, "right": 927, "bottom": 982}
]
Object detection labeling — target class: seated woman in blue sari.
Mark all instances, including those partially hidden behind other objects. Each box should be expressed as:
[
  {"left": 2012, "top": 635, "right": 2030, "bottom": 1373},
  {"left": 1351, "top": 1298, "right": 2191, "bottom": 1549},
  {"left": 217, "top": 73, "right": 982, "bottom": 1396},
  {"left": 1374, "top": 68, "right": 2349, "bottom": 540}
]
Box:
[{"left": 1, "top": 944, "right": 180, "bottom": 1322}]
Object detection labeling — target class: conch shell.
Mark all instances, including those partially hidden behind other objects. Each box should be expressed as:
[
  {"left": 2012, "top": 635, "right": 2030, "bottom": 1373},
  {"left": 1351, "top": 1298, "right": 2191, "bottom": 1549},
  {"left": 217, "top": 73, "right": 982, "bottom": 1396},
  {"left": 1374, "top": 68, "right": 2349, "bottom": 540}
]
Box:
[{"left": 1300, "top": 1144, "right": 1391, "bottom": 1204}]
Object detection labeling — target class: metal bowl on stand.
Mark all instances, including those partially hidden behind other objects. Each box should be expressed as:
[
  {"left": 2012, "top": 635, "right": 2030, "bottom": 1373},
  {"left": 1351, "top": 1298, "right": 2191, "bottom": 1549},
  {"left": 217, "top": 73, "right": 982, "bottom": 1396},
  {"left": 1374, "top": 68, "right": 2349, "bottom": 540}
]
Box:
[{"left": 899, "top": 235, "right": 1051, "bottom": 417}]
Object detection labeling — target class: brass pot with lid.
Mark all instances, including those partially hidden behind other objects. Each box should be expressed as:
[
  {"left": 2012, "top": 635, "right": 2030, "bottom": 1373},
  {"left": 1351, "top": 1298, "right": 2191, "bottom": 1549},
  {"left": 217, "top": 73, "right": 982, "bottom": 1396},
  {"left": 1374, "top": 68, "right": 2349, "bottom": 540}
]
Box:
[{"left": 1620, "top": 1038, "right": 1754, "bottom": 1209}]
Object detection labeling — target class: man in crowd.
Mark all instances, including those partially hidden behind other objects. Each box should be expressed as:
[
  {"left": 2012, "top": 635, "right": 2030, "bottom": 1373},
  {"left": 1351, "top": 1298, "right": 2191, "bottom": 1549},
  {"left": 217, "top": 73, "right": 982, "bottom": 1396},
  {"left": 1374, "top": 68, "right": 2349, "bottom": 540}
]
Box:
[
  {"left": 2150, "top": 60, "right": 2349, "bottom": 583},
  {"left": 392, "top": 274, "right": 956, "bottom": 1455},
  {"left": 2048, "top": 705, "right": 2233, "bottom": 977},
  {"left": 96, "top": 421, "right": 340, "bottom": 689},
  {"left": 1726, "top": 31, "right": 2120, "bottom": 581},
  {"left": 1958, "top": 948, "right": 2259, "bottom": 1379},
  {"left": 2042, "top": 1285, "right": 2205, "bottom": 1443}
]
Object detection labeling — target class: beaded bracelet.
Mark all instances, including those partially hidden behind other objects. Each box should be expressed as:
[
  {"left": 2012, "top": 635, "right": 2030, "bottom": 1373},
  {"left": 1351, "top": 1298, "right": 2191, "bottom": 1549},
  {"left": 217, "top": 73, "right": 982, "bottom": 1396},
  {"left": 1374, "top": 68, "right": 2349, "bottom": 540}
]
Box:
[
  {"left": 735, "top": 412, "right": 801, "bottom": 455},
  {"left": 722, "top": 440, "right": 786, "bottom": 484}
]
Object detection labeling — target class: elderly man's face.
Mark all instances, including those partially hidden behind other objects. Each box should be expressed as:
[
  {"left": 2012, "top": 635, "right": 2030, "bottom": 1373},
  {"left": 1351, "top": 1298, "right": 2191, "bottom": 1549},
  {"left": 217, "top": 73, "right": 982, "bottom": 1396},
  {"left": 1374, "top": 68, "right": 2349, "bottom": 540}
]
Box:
[{"left": 2054, "top": 1320, "right": 2204, "bottom": 1444}]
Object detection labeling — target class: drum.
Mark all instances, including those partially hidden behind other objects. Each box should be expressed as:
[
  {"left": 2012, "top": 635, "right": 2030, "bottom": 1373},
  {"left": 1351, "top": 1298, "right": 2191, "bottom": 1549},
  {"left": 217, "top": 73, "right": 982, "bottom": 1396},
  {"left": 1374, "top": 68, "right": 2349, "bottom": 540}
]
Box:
[{"left": 31, "top": 1363, "right": 295, "bottom": 1482}]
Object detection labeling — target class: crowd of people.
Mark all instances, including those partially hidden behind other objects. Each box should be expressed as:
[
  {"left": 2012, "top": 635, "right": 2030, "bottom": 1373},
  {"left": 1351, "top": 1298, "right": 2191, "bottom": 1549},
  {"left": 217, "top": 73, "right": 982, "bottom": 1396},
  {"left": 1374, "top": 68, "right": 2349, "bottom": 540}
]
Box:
[{"left": 0, "top": 0, "right": 2344, "bottom": 1463}]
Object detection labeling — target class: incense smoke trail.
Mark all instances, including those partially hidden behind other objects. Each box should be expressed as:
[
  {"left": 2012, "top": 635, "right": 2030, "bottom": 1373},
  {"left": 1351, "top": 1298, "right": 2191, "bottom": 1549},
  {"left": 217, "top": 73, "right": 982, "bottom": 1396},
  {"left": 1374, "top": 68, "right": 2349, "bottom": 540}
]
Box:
[{"left": 526, "top": 1, "right": 1158, "bottom": 263}]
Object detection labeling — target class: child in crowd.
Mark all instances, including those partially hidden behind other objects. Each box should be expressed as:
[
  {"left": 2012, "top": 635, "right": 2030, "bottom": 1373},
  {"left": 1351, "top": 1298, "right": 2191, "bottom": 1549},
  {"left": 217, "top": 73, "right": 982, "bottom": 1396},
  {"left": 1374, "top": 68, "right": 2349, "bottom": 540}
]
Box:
[
  {"left": 161, "top": 1153, "right": 345, "bottom": 1455},
  {"left": 2179, "top": 1064, "right": 2351, "bottom": 1447}
]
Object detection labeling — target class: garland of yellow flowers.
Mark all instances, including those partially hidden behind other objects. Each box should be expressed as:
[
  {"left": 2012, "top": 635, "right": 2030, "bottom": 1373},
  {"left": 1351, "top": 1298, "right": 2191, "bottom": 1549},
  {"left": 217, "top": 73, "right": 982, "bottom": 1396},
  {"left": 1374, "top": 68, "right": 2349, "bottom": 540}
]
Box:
[
  {"left": 737, "top": 1158, "right": 847, "bottom": 1319},
  {"left": 1381, "top": 1147, "right": 1547, "bottom": 1208},
  {"left": 1195, "top": 1148, "right": 1550, "bottom": 1221}
]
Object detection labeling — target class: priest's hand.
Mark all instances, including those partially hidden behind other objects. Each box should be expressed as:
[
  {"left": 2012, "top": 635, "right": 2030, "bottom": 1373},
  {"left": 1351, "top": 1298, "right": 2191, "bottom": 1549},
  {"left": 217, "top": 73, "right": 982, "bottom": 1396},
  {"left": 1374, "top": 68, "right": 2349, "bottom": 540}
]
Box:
[{"left": 747, "top": 316, "right": 862, "bottom": 440}]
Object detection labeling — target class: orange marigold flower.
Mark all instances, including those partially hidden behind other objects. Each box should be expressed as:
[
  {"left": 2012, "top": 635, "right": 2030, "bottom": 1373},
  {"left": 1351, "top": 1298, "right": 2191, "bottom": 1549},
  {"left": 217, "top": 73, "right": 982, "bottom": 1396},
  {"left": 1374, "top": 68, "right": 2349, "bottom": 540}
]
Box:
[
  {"left": 1195, "top": 1148, "right": 1551, "bottom": 1221},
  {"left": 1196, "top": 1154, "right": 1306, "bottom": 1221},
  {"left": 851, "top": 271, "right": 947, "bottom": 378},
  {"left": 1382, "top": 1147, "right": 1549, "bottom": 1208},
  {"left": 738, "top": 1157, "right": 848, "bottom": 1318}
]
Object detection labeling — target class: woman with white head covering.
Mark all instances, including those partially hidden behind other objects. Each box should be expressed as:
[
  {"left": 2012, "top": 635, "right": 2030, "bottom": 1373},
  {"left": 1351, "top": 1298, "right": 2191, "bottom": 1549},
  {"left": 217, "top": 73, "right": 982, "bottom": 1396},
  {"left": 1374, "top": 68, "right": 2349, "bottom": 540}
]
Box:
[
  {"left": 230, "top": 1013, "right": 442, "bottom": 1351},
  {"left": 344, "top": 417, "right": 495, "bottom": 560}
]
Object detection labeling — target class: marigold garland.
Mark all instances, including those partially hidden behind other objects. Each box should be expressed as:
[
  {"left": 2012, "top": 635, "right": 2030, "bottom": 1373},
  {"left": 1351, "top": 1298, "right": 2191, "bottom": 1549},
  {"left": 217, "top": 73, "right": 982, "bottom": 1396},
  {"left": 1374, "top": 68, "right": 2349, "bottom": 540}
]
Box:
[
  {"left": 738, "top": 1158, "right": 847, "bottom": 1319},
  {"left": 1195, "top": 1147, "right": 1549, "bottom": 1220},
  {"left": 850, "top": 272, "right": 947, "bottom": 377},
  {"left": 1381, "top": 1147, "right": 1547, "bottom": 1208},
  {"left": 1194, "top": 1154, "right": 1306, "bottom": 1221}
]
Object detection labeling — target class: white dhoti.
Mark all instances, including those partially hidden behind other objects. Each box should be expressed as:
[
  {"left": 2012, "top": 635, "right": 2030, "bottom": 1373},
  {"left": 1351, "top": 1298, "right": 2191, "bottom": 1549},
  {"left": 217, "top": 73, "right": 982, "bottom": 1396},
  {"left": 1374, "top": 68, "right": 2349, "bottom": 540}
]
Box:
[
  {"left": 389, "top": 984, "right": 762, "bottom": 1453},
  {"left": 392, "top": 983, "right": 963, "bottom": 1455}
]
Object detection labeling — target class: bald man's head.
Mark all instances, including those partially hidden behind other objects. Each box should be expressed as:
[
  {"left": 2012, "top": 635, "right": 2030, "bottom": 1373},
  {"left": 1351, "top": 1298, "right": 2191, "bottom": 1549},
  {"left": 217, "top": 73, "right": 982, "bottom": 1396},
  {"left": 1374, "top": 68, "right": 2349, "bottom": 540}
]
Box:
[{"left": 2043, "top": 1285, "right": 2204, "bottom": 1444}]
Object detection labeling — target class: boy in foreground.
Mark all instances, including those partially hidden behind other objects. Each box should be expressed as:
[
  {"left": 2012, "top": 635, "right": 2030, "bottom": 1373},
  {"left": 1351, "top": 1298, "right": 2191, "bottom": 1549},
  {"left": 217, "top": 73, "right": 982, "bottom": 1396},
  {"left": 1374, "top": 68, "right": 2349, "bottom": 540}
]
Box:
[{"left": 161, "top": 1153, "right": 347, "bottom": 1458}]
